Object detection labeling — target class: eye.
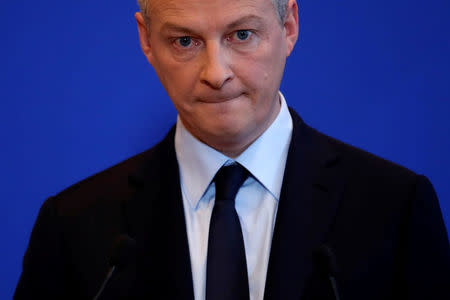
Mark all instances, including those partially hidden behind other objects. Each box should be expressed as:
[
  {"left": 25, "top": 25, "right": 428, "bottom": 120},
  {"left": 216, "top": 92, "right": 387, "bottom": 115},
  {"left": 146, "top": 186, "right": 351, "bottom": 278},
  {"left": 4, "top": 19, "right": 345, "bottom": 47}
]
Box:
[
  {"left": 234, "top": 30, "right": 251, "bottom": 41},
  {"left": 176, "top": 36, "right": 193, "bottom": 47}
]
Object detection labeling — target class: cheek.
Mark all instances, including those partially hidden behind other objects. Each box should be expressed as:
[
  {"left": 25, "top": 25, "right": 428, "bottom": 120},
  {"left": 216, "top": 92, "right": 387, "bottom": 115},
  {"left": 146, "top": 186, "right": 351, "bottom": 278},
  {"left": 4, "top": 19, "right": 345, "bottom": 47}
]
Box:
[
  {"left": 153, "top": 55, "right": 199, "bottom": 100},
  {"left": 235, "top": 33, "right": 286, "bottom": 89},
  {"left": 235, "top": 52, "right": 283, "bottom": 96}
]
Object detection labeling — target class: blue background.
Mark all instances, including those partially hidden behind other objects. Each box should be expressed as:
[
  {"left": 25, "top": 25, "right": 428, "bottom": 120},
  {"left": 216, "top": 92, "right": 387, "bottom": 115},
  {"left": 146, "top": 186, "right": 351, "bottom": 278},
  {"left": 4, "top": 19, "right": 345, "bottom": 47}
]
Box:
[{"left": 1, "top": 0, "right": 449, "bottom": 298}]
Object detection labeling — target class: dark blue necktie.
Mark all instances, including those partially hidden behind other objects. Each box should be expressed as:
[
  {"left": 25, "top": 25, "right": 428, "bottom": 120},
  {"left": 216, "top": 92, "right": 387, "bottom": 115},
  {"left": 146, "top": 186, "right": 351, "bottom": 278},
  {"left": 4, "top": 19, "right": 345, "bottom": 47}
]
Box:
[{"left": 206, "top": 164, "right": 250, "bottom": 300}]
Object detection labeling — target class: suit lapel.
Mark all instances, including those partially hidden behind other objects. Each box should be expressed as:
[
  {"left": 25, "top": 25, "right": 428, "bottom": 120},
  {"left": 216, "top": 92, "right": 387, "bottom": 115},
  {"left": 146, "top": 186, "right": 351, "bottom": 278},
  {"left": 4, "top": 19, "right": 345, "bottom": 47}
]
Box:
[
  {"left": 264, "top": 109, "right": 344, "bottom": 300},
  {"left": 126, "top": 127, "right": 194, "bottom": 300}
]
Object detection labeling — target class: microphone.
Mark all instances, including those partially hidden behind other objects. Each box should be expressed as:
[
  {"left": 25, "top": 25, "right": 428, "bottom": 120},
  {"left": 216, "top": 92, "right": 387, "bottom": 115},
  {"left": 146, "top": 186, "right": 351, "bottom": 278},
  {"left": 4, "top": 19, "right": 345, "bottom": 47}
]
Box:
[
  {"left": 313, "top": 244, "right": 342, "bottom": 300},
  {"left": 93, "top": 234, "right": 136, "bottom": 300}
]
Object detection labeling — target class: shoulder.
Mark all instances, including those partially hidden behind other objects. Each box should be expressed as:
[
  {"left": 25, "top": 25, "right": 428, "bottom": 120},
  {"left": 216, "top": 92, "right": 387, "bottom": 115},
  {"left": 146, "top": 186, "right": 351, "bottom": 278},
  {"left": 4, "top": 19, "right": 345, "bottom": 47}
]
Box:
[
  {"left": 289, "top": 108, "right": 422, "bottom": 193},
  {"left": 322, "top": 130, "right": 416, "bottom": 181},
  {"left": 46, "top": 126, "right": 176, "bottom": 216}
]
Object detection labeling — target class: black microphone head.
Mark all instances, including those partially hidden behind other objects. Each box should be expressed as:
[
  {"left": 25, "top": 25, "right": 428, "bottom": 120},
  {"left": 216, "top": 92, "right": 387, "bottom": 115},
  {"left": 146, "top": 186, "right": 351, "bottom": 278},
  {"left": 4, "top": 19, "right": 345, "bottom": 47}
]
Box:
[
  {"left": 108, "top": 234, "right": 136, "bottom": 270},
  {"left": 313, "top": 244, "right": 339, "bottom": 277}
]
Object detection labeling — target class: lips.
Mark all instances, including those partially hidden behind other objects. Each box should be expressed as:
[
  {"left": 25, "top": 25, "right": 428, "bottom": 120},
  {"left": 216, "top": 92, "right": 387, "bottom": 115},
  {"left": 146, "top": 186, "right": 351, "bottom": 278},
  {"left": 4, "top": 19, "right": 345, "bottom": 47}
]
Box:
[{"left": 198, "top": 93, "right": 243, "bottom": 103}]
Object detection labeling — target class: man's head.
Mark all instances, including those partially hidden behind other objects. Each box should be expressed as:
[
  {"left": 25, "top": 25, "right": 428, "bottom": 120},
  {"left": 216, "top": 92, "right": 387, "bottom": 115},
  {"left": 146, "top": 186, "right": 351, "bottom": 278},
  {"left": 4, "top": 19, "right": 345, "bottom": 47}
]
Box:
[
  {"left": 137, "top": 0, "right": 290, "bottom": 24},
  {"left": 135, "top": 0, "right": 298, "bottom": 157}
]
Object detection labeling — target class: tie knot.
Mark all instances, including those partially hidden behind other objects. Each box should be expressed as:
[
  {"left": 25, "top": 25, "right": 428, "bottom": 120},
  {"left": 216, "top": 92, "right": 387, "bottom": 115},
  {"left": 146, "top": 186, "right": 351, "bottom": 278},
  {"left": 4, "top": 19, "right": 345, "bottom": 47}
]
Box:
[{"left": 214, "top": 164, "right": 249, "bottom": 204}]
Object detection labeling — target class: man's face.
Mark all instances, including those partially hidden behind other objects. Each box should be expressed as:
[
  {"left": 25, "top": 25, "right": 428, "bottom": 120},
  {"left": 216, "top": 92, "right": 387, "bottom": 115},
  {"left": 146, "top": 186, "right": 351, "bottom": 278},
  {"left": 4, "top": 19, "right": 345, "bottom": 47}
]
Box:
[{"left": 137, "top": 0, "right": 298, "bottom": 155}]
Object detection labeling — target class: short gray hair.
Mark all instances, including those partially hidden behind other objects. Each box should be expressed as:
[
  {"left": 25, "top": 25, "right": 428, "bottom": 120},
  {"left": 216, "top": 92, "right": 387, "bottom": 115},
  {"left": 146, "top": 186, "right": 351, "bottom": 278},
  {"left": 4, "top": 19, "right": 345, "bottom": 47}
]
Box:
[
  {"left": 137, "top": 0, "right": 289, "bottom": 24},
  {"left": 272, "top": 0, "right": 289, "bottom": 22}
]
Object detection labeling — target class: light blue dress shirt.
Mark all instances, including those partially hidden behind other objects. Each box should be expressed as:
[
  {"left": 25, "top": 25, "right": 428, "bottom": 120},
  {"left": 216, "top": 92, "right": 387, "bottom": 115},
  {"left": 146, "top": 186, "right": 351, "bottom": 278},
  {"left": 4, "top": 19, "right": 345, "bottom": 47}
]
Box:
[{"left": 174, "top": 92, "right": 293, "bottom": 300}]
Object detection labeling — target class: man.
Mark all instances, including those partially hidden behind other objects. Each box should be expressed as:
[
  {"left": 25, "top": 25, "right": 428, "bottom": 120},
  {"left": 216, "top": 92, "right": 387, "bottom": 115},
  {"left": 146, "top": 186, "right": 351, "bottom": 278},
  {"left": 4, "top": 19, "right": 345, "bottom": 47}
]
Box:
[{"left": 15, "top": 0, "right": 450, "bottom": 299}]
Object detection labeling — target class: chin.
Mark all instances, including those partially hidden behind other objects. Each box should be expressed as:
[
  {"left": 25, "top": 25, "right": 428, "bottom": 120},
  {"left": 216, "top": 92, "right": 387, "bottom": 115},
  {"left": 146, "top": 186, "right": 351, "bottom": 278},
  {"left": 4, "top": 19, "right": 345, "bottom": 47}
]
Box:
[{"left": 211, "top": 122, "right": 252, "bottom": 142}]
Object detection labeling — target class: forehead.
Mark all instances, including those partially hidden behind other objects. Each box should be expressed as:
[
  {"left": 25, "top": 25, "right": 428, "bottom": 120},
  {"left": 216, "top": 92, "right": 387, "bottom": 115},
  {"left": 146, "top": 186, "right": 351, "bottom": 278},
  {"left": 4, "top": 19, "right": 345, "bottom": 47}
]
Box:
[{"left": 148, "top": 0, "right": 276, "bottom": 24}]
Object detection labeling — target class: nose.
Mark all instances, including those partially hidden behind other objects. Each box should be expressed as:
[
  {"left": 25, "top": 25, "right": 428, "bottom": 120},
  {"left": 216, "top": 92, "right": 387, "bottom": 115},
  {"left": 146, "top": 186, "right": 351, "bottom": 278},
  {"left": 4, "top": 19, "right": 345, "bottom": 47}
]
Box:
[{"left": 199, "top": 42, "right": 234, "bottom": 89}]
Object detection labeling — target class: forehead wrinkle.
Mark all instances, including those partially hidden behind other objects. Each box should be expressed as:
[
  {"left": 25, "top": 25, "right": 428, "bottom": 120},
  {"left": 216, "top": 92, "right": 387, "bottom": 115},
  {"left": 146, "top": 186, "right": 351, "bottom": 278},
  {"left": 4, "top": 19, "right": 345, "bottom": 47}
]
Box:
[
  {"left": 161, "top": 14, "right": 265, "bottom": 33},
  {"left": 148, "top": 0, "right": 274, "bottom": 25},
  {"left": 147, "top": 0, "right": 192, "bottom": 21},
  {"left": 157, "top": 11, "right": 274, "bottom": 39}
]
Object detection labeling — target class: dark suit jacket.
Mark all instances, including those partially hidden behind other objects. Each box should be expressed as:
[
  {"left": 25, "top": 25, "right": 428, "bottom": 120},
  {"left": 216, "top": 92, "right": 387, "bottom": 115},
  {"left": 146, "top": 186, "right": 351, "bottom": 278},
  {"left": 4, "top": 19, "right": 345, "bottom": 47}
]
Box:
[{"left": 15, "top": 109, "right": 450, "bottom": 300}]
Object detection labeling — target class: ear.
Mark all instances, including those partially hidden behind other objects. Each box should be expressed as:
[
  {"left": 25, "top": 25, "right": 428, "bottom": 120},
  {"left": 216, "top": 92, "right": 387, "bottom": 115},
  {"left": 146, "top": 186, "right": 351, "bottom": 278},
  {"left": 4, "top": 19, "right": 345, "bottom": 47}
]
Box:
[
  {"left": 135, "top": 12, "right": 154, "bottom": 65},
  {"left": 283, "top": 0, "right": 299, "bottom": 57}
]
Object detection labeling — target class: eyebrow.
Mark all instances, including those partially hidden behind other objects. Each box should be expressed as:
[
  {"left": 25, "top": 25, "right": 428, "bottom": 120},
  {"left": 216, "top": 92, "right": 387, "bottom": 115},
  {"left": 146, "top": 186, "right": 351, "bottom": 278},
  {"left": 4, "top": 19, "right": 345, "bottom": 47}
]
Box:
[
  {"left": 226, "top": 15, "right": 266, "bottom": 30},
  {"left": 160, "top": 14, "right": 266, "bottom": 35}
]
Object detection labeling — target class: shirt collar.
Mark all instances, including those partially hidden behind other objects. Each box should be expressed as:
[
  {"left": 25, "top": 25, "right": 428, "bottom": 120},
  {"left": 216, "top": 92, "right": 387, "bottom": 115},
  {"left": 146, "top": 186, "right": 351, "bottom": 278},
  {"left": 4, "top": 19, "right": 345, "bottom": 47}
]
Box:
[{"left": 175, "top": 91, "right": 293, "bottom": 209}]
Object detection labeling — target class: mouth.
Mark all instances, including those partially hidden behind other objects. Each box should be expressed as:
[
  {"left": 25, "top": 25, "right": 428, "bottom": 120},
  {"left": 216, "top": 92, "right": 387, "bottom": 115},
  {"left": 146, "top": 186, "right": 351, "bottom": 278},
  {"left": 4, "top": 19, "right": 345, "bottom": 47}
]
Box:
[{"left": 198, "top": 93, "right": 243, "bottom": 104}]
